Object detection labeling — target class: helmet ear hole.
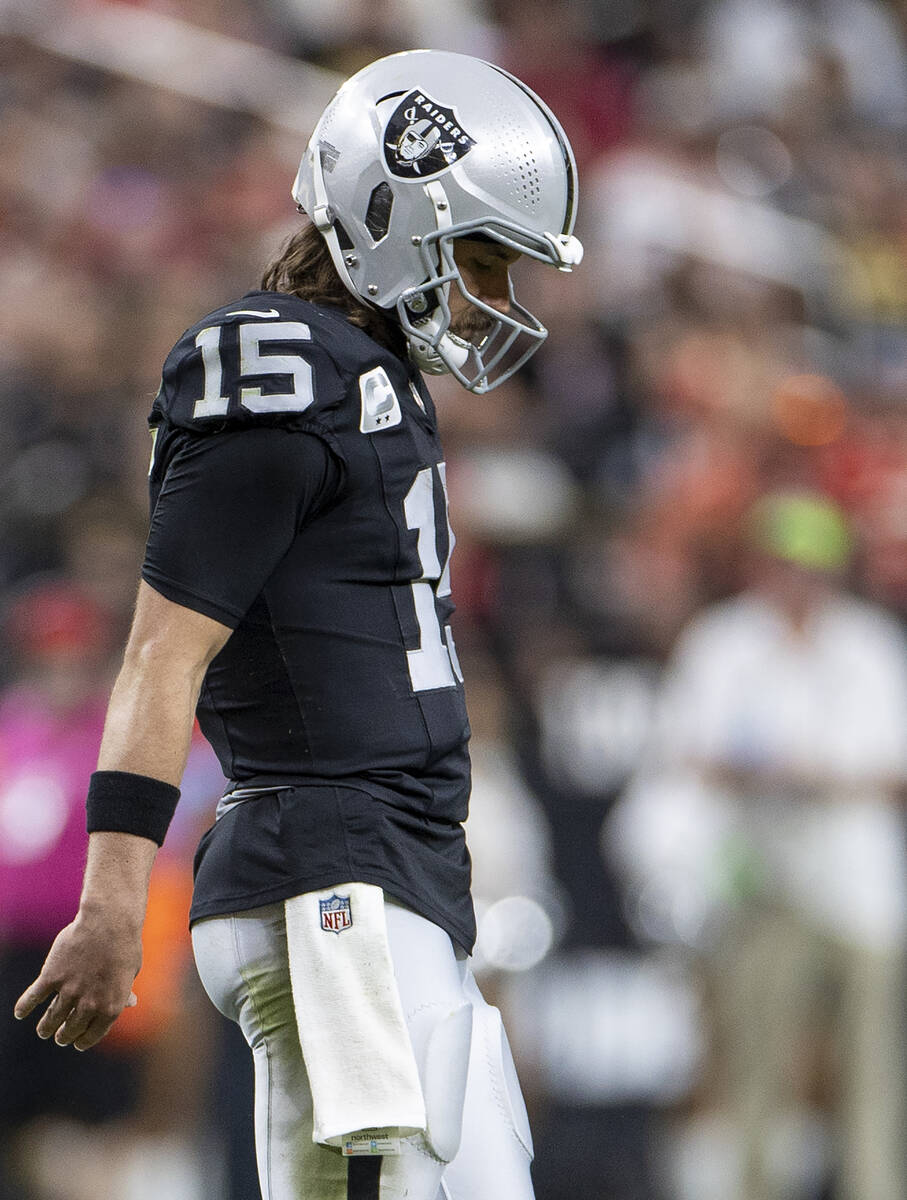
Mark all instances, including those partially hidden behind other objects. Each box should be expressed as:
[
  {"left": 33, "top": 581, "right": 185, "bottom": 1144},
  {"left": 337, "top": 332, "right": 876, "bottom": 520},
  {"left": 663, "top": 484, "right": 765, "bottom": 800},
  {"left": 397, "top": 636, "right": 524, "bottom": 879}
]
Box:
[{"left": 364, "top": 183, "right": 394, "bottom": 243}]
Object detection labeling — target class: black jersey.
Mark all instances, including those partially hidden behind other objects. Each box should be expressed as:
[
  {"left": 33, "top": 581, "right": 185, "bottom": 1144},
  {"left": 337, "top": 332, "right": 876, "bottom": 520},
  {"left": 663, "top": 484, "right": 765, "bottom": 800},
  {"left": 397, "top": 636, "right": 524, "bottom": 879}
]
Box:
[{"left": 144, "top": 291, "right": 474, "bottom": 950}]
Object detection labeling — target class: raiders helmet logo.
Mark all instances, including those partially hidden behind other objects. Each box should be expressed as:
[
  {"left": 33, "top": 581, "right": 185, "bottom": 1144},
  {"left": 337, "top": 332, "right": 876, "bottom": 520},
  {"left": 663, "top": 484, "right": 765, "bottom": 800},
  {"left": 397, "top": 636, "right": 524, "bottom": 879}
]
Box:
[{"left": 383, "top": 89, "right": 476, "bottom": 179}]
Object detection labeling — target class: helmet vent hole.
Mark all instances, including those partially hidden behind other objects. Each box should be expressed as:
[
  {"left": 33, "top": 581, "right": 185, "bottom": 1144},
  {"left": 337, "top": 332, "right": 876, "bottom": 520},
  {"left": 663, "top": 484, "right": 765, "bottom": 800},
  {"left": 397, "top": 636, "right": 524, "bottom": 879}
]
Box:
[
  {"left": 494, "top": 121, "right": 542, "bottom": 210},
  {"left": 364, "top": 182, "right": 394, "bottom": 243}
]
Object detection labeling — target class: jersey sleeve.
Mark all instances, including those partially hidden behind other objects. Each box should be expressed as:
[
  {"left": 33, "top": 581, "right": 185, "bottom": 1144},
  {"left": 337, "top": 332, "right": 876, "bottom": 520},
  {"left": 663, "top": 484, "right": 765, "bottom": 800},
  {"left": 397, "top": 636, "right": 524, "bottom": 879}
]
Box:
[
  {"left": 142, "top": 426, "right": 342, "bottom": 627},
  {"left": 151, "top": 301, "right": 347, "bottom": 433}
]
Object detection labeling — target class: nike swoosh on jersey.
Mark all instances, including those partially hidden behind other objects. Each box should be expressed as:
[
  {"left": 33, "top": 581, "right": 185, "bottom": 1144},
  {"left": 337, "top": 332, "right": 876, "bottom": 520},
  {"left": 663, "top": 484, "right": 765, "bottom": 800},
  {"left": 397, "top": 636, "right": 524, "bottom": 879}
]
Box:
[{"left": 225, "top": 307, "right": 281, "bottom": 318}]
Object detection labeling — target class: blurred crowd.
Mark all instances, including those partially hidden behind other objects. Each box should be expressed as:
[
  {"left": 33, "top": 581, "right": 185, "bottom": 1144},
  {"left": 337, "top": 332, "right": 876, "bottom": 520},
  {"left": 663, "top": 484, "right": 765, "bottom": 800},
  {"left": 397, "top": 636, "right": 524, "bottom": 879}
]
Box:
[{"left": 2, "top": 0, "right": 907, "bottom": 1198}]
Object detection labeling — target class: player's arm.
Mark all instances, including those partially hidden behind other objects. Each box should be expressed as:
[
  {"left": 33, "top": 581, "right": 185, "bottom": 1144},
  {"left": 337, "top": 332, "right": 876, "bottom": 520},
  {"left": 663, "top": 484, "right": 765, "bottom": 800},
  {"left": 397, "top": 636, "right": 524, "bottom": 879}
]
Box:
[
  {"left": 14, "top": 402, "right": 342, "bottom": 1049},
  {"left": 14, "top": 582, "right": 231, "bottom": 1051}
]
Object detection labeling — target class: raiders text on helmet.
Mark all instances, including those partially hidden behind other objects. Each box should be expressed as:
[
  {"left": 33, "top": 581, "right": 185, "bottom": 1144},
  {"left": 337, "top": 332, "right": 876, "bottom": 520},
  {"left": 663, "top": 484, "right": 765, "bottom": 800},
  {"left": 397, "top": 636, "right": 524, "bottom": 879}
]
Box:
[{"left": 292, "top": 50, "right": 583, "bottom": 393}]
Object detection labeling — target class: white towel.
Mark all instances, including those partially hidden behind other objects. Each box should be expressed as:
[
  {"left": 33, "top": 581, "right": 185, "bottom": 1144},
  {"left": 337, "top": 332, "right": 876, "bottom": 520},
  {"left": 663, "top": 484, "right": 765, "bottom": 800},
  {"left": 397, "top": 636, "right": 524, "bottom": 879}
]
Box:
[{"left": 284, "top": 883, "right": 427, "bottom": 1148}]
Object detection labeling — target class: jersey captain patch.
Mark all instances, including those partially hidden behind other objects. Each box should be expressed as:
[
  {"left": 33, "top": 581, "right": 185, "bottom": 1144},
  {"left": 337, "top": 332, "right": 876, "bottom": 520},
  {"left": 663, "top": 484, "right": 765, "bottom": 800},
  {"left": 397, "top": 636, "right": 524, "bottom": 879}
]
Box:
[{"left": 359, "top": 366, "right": 402, "bottom": 432}]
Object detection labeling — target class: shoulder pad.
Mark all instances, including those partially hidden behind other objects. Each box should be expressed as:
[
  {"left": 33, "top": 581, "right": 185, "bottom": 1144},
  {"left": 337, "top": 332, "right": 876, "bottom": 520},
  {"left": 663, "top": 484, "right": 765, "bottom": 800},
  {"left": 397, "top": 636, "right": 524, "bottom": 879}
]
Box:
[{"left": 151, "top": 293, "right": 350, "bottom": 431}]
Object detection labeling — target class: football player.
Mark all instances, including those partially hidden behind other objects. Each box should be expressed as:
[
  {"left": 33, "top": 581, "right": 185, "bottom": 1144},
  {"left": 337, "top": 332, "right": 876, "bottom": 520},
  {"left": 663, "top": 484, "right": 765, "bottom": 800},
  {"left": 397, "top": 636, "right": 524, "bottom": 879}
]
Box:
[{"left": 15, "top": 50, "right": 582, "bottom": 1200}]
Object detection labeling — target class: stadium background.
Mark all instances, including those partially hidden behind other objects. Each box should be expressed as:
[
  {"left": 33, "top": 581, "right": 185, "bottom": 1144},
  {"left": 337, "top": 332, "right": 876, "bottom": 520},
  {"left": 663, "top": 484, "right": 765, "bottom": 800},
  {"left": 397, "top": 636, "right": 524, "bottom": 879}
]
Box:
[{"left": 2, "top": 0, "right": 907, "bottom": 1196}]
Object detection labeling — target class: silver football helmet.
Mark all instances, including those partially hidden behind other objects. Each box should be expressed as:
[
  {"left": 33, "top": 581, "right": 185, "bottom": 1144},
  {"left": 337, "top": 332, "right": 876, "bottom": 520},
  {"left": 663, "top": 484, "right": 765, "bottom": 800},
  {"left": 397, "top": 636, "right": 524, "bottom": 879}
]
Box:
[{"left": 292, "top": 50, "right": 583, "bottom": 393}]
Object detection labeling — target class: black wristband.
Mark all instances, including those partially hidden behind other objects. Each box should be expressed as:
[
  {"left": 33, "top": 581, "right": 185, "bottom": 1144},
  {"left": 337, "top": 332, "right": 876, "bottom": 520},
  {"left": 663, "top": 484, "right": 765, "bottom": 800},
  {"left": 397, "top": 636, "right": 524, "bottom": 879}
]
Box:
[{"left": 86, "top": 770, "right": 180, "bottom": 847}]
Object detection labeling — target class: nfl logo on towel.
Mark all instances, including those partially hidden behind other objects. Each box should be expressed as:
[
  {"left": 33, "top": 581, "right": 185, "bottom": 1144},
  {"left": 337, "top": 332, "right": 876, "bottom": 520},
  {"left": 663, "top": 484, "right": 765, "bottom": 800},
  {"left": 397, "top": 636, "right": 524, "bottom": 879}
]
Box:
[{"left": 319, "top": 893, "right": 353, "bottom": 934}]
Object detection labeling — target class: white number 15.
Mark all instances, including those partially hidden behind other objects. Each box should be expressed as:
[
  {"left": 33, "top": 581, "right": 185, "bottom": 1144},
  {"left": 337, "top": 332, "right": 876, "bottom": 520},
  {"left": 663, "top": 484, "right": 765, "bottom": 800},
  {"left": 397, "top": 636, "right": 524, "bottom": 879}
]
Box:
[{"left": 193, "top": 321, "right": 315, "bottom": 418}]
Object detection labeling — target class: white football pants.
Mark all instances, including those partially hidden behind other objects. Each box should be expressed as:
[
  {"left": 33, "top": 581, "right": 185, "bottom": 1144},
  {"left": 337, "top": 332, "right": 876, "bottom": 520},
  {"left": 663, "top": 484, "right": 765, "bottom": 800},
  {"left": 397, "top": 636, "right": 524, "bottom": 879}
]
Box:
[{"left": 191, "top": 891, "right": 535, "bottom": 1200}]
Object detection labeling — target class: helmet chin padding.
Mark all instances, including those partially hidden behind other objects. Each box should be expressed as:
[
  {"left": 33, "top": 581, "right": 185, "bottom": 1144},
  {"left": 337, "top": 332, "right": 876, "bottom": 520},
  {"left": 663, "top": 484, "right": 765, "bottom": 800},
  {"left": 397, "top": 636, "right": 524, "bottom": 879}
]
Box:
[{"left": 406, "top": 319, "right": 472, "bottom": 376}]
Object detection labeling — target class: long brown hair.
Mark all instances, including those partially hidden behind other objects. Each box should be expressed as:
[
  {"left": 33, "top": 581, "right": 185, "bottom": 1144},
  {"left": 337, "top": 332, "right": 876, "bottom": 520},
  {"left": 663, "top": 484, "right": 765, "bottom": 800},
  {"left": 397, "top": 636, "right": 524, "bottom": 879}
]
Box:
[{"left": 261, "top": 222, "right": 404, "bottom": 352}]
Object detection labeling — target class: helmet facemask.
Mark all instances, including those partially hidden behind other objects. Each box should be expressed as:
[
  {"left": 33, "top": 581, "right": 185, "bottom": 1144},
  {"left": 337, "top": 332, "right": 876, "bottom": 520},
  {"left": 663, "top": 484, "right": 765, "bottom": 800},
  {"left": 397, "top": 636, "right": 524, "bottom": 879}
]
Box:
[
  {"left": 396, "top": 187, "right": 582, "bottom": 393},
  {"left": 397, "top": 232, "right": 540, "bottom": 393}
]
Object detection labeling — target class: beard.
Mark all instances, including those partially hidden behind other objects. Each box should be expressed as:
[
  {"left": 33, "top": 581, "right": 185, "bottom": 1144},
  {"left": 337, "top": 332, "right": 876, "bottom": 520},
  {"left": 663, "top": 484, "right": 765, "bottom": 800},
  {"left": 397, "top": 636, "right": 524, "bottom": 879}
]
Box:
[{"left": 448, "top": 304, "right": 498, "bottom": 343}]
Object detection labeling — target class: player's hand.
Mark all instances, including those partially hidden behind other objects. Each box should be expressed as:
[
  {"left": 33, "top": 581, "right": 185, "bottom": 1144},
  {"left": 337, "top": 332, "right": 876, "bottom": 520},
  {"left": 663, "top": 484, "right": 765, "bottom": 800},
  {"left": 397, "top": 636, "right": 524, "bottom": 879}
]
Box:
[{"left": 13, "top": 909, "right": 142, "bottom": 1051}]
